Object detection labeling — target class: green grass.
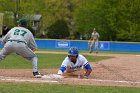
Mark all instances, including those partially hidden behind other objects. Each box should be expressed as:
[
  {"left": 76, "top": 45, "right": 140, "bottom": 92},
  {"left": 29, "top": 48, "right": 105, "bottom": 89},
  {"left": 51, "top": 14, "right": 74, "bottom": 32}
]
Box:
[
  {"left": 0, "top": 53, "right": 112, "bottom": 69},
  {"left": 0, "top": 82, "right": 139, "bottom": 93},
  {"left": 38, "top": 49, "right": 140, "bottom": 54},
  {"left": 0, "top": 52, "right": 139, "bottom": 92}
]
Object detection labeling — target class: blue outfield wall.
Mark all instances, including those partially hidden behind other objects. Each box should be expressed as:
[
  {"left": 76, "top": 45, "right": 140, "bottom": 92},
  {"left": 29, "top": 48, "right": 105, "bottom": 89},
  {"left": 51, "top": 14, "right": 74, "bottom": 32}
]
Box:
[
  {"left": 0, "top": 39, "right": 140, "bottom": 52},
  {"left": 35, "top": 39, "right": 140, "bottom": 52}
]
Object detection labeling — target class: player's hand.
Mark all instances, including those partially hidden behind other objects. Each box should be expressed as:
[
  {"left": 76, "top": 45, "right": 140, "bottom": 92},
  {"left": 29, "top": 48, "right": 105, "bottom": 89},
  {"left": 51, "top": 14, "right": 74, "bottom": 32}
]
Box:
[
  {"left": 74, "top": 68, "right": 82, "bottom": 71},
  {"left": 93, "top": 36, "right": 97, "bottom": 40},
  {"left": 57, "top": 70, "right": 63, "bottom": 75},
  {"left": 1, "top": 41, "right": 6, "bottom": 44},
  {"left": 66, "top": 66, "right": 75, "bottom": 73},
  {"left": 82, "top": 74, "right": 89, "bottom": 79},
  {"left": 32, "top": 48, "right": 37, "bottom": 52},
  {"left": 16, "top": 53, "right": 20, "bottom": 55}
]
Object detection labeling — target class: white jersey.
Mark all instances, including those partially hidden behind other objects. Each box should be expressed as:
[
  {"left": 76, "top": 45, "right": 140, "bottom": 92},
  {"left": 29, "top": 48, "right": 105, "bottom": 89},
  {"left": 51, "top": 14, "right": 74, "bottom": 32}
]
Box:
[
  {"left": 91, "top": 31, "right": 100, "bottom": 40},
  {"left": 2, "top": 27, "right": 37, "bottom": 49},
  {"left": 61, "top": 54, "right": 89, "bottom": 71},
  {"left": 0, "top": 26, "right": 39, "bottom": 73}
]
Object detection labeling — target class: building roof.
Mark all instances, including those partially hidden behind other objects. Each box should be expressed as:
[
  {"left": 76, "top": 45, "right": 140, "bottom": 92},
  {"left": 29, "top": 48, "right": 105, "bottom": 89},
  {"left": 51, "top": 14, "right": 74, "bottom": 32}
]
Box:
[
  {"left": 33, "top": 14, "right": 42, "bottom": 21},
  {"left": 25, "top": 14, "right": 42, "bottom": 21}
]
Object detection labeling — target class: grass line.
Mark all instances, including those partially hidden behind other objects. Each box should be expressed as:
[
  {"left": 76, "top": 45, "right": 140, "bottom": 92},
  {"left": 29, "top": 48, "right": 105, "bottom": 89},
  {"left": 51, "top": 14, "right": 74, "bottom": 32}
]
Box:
[{"left": 0, "top": 53, "right": 112, "bottom": 69}]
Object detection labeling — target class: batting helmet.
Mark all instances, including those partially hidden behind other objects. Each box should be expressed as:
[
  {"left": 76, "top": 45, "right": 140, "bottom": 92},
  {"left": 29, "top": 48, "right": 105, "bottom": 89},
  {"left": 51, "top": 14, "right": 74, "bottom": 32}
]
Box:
[
  {"left": 17, "top": 18, "right": 28, "bottom": 27},
  {"left": 68, "top": 47, "right": 79, "bottom": 57}
]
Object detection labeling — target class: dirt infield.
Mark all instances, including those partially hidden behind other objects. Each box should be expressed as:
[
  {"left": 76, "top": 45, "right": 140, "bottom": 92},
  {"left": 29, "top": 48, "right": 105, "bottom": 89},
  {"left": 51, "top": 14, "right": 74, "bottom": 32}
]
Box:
[{"left": 0, "top": 51, "right": 140, "bottom": 87}]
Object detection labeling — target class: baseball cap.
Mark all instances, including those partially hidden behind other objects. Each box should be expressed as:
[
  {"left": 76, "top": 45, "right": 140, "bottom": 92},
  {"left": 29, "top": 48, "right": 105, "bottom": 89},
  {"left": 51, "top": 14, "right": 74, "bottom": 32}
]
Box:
[{"left": 17, "top": 18, "right": 28, "bottom": 26}]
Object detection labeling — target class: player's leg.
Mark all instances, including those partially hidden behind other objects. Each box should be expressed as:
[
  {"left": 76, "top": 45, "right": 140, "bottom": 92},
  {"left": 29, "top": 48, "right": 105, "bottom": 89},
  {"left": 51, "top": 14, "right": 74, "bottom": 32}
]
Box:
[
  {"left": 90, "top": 40, "right": 95, "bottom": 53},
  {"left": 21, "top": 51, "right": 41, "bottom": 78},
  {"left": 31, "top": 56, "right": 42, "bottom": 78},
  {"left": 95, "top": 41, "right": 99, "bottom": 54},
  {"left": 15, "top": 44, "right": 42, "bottom": 78},
  {"left": 88, "top": 41, "right": 91, "bottom": 49},
  {"left": 89, "top": 41, "right": 95, "bottom": 53},
  {"left": 0, "top": 48, "right": 8, "bottom": 61},
  {"left": 0, "top": 42, "right": 14, "bottom": 61}
]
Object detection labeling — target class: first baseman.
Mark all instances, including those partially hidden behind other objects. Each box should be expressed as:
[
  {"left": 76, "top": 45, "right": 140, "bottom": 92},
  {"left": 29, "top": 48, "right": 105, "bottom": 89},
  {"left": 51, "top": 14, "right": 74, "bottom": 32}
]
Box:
[
  {"left": 0, "top": 18, "right": 42, "bottom": 78},
  {"left": 57, "top": 47, "right": 92, "bottom": 79}
]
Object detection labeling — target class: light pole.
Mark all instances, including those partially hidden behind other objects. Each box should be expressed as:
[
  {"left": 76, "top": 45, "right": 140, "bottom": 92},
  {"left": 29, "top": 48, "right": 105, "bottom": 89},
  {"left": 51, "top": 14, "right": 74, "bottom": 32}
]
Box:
[
  {"left": 15, "top": 0, "right": 20, "bottom": 18},
  {"left": 13, "top": 0, "right": 20, "bottom": 24}
]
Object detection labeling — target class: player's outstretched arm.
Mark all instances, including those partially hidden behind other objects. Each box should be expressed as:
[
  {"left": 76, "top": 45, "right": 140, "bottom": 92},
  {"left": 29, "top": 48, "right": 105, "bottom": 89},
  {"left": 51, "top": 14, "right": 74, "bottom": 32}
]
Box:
[
  {"left": 83, "top": 63, "right": 92, "bottom": 79},
  {"left": 83, "top": 69, "right": 92, "bottom": 79},
  {"left": 57, "top": 66, "right": 66, "bottom": 75}
]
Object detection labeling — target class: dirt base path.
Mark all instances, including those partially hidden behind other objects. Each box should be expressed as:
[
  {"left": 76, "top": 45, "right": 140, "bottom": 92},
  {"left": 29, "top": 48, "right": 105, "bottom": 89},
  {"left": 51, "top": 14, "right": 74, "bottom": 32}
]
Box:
[{"left": 0, "top": 51, "right": 140, "bottom": 87}]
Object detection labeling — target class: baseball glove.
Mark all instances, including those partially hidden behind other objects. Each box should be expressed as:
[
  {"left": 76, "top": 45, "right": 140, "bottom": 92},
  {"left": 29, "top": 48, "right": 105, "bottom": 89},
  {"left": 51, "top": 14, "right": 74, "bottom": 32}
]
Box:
[{"left": 93, "top": 36, "right": 97, "bottom": 40}]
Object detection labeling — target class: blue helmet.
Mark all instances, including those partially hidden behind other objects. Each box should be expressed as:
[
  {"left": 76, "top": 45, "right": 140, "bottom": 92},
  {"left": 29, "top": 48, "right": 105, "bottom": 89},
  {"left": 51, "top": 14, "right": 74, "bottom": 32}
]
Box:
[{"left": 68, "top": 47, "right": 79, "bottom": 57}]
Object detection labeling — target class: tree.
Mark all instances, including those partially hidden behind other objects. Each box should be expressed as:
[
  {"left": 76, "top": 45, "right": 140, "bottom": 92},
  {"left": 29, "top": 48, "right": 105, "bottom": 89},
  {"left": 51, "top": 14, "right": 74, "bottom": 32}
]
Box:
[
  {"left": 74, "top": 0, "right": 140, "bottom": 41},
  {"left": 116, "top": 0, "right": 140, "bottom": 41},
  {"left": 44, "top": 0, "right": 78, "bottom": 39},
  {"left": 74, "top": 0, "right": 105, "bottom": 40},
  {"left": 47, "top": 20, "right": 69, "bottom": 39},
  {"left": 0, "top": 0, "right": 47, "bottom": 26}
]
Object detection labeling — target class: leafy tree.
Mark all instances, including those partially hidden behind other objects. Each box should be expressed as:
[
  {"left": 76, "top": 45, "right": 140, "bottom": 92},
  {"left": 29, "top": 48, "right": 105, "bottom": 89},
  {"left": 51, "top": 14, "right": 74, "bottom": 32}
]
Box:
[
  {"left": 74, "top": 0, "right": 105, "bottom": 40},
  {"left": 47, "top": 20, "right": 70, "bottom": 39},
  {"left": 44, "top": 0, "right": 78, "bottom": 39},
  {"left": 0, "top": 0, "right": 47, "bottom": 27},
  {"left": 1, "top": 0, "right": 140, "bottom": 41},
  {"left": 116, "top": 0, "right": 140, "bottom": 41},
  {"left": 74, "top": 0, "right": 140, "bottom": 41}
]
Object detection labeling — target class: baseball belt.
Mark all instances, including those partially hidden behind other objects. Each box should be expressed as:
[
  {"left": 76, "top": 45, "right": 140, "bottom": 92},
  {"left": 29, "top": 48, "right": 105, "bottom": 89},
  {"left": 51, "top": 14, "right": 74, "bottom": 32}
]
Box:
[{"left": 8, "top": 40, "right": 26, "bottom": 44}]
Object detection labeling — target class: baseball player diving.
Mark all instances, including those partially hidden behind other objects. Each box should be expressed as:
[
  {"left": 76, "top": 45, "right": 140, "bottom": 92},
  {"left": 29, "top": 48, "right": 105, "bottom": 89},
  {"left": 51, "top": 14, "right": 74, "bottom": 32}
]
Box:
[
  {"left": 0, "top": 18, "right": 42, "bottom": 78},
  {"left": 57, "top": 47, "right": 92, "bottom": 79}
]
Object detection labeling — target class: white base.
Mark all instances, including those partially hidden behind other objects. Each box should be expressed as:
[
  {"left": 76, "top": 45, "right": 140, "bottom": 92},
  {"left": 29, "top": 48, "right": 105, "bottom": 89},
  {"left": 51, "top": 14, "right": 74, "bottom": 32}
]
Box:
[{"left": 42, "top": 74, "right": 64, "bottom": 79}]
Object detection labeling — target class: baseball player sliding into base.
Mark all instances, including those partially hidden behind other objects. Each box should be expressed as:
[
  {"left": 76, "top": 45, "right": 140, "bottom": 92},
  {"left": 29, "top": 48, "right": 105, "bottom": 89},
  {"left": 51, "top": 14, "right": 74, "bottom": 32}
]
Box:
[
  {"left": 57, "top": 47, "right": 92, "bottom": 79},
  {"left": 0, "top": 18, "right": 42, "bottom": 78}
]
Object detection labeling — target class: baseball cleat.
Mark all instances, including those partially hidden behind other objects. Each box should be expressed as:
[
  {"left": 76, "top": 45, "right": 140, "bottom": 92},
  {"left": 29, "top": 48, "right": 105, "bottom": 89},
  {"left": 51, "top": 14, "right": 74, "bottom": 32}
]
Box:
[
  {"left": 96, "top": 51, "right": 98, "bottom": 54},
  {"left": 33, "top": 71, "right": 42, "bottom": 78}
]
